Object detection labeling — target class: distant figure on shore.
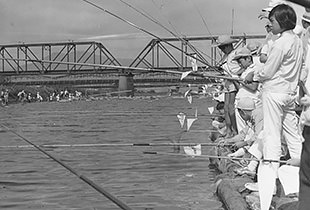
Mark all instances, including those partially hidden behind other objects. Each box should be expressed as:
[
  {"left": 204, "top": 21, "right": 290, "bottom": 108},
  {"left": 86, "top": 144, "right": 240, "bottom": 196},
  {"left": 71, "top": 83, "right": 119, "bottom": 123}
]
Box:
[{"left": 36, "top": 92, "right": 43, "bottom": 102}]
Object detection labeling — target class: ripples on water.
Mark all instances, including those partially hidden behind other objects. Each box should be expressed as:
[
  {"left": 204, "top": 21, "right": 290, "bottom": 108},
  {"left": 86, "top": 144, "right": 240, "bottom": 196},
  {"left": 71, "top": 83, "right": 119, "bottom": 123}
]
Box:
[{"left": 0, "top": 97, "right": 224, "bottom": 210}]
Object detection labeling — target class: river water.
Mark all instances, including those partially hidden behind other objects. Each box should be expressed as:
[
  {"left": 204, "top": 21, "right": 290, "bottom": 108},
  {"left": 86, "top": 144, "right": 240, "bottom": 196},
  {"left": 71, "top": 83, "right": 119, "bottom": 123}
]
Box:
[{"left": 0, "top": 96, "right": 224, "bottom": 210}]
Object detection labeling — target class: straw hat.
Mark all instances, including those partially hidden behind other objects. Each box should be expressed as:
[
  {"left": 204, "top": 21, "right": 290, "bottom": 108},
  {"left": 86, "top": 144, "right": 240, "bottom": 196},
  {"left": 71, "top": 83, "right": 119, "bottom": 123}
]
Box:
[
  {"left": 212, "top": 35, "right": 237, "bottom": 47},
  {"left": 232, "top": 47, "right": 252, "bottom": 60},
  {"left": 302, "top": 11, "right": 310, "bottom": 23},
  {"left": 262, "top": 0, "right": 286, "bottom": 12},
  {"left": 236, "top": 97, "right": 255, "bottom": 111}
]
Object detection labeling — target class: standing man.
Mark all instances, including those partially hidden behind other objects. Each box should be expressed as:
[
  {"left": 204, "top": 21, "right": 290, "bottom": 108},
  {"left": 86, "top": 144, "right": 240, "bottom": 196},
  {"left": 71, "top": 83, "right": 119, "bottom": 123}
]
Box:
[{"left": 212, "top": 35, "right": 242, "bottom": 137}]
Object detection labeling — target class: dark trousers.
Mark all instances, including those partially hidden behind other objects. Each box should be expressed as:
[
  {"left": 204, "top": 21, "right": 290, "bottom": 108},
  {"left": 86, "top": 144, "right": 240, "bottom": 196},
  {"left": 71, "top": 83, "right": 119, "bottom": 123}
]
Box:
[{"left": 299, "top": 125, "right": 310, "bottom": 210}]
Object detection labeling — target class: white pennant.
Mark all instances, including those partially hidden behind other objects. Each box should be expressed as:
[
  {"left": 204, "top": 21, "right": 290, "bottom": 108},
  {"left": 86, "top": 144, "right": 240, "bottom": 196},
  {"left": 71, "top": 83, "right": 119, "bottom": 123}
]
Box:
[
  {"left": 195, "top": 108, "right": 198, "bottom": 118},
  {"left": 187, "top": 95, "right": 193, "bottom": 104},
  {"left": 186, "top": 118, "right": 197, "bottom": 131},
  {"left": 177, "top": 112, "right": 186, "bottom": 128},
  {"left": 184, "top": 89, "right": 192, "bottom": 98},
  {"left": 184, "top": 144, "right": 201, "bottom": 157},
  {"left": 208, "top": 107, "right": 214, "bottom": 114},
  {"left": 181, "top": 71, "right": 192, "bottom": 80},
  {"left": 189, "top": 54, "right": 198, "bottom": 72}
]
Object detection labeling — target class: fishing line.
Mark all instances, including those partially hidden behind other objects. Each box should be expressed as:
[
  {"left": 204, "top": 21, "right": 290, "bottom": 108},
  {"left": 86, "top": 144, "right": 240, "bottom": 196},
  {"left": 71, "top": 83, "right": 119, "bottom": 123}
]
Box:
[
  {"left": 0, "top": 142, "right": 231, "bottom": 149},
  {"left": 0, "top": 123, "right": 133, "bottom": 210},
  {"left": 187, "top": 0, "right": 213, "bottom": 37},
  {"left": 81, "top": 0, "right": 222, "bottom": 73},
  {"left": 144, "top": 0, "right": 212, "bottom": 63},
  {"left": 143, "top": 151, "right": 288, "bottom": 164},
  {"left": 0, "top": 57, "right": 242, "bottom": 84}
]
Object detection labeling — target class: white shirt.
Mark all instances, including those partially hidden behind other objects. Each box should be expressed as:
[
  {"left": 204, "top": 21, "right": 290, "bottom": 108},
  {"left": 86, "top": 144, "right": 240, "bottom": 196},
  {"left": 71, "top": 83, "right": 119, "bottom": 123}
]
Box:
[
  {"left": 236, "top": 63, "right": 261, "bottom": 100},
  {"left": 255, "top": 30, "right": 303, "bottom": 94}
]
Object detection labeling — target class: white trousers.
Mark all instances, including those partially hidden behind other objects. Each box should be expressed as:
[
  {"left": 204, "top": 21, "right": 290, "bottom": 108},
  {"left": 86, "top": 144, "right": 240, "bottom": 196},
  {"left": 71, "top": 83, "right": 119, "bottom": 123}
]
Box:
[
  {"left": 278, "top": 165, "right": 299, "bottom": 195},
  {"left": 258, "top": 91, "right": 302, "bottom": 210}
]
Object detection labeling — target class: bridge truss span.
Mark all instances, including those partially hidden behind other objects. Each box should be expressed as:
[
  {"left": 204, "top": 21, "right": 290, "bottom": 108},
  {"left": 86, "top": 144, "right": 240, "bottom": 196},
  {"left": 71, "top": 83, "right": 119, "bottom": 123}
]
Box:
[{"left": 0, "top": 41, "right": 121, "bottom": 76}]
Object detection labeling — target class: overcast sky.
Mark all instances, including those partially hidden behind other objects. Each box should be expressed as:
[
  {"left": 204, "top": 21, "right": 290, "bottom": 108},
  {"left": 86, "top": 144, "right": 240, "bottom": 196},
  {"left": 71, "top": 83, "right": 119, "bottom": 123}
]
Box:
[{"left": 0, "top": 0, "right": 305, "bottom": 59}]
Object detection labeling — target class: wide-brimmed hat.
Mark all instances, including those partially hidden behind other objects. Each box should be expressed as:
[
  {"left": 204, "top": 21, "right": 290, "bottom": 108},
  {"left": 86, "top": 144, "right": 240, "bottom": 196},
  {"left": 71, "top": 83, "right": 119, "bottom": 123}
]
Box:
[
  {"left": 302, "top": 11, "right": 310, "bottom": 23},
  {"left": 212, "top": 35, "right": 237, "bottom": 47},
  {"left": 236, "top": 97, "right": 255, "bottom": 111},
  {"left": 262, "top": 0, "right": 286, "bottom": 12},
  {"left": 232, "top": 47, "right": 252, "bottom": 60}
]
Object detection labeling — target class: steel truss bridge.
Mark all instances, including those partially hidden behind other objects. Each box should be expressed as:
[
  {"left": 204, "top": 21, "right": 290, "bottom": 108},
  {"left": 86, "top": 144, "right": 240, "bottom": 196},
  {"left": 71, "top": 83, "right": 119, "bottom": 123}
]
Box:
[{"left": 0, "top": 35, "right": 265, "bottom": 86}]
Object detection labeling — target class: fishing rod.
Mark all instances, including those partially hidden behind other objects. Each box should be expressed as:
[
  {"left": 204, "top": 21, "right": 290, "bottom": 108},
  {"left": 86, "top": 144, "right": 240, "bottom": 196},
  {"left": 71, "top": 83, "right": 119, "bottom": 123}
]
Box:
[
  {"left": 0, "top": 57, "right": 242, "bottom": 82},
  {"left": 117, "top": 0, "right": 212, "bottom": 65},
  {"left": 0, "top": 123, "right": 133, "bottom": 210},
  {"left": 117, "top": 0, "right": 209, "bottom": 64},
  {"left": 81, "top": 0, "right": 224, "bottom": 73},
  {"left": 0, "top": 142, "right": 231, "bottom": 149},
  {"left": 143, "top": 151, "right": 288, "bottom": 164}
]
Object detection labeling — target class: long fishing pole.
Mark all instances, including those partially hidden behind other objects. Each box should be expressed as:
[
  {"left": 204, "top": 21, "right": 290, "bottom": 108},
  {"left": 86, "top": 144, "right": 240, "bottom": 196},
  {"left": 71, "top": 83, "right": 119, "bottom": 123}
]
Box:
[
  {"left": 0, "top": 57, "right": 242, "bottom": 81},
  {"left": 143, "top": 151, "right": 288, "bottom": 164},
  {"left": 81, "top": 0, "right": 223, "bottom": 73},
  {"left": 0, "top": 142, "right": 231, "bottom": 149},
  {"left": 0, "top": 124, "right": 133, "bottom": 210},
  {"left": 117, "top": 0, "right": 211, "bottom": 64}
]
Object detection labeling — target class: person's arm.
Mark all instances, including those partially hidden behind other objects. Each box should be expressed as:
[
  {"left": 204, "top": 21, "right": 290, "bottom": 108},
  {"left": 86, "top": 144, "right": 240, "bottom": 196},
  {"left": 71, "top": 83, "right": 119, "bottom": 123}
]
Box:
[{"left": 256, "top": 45, "right": 284, "bottom": 82}]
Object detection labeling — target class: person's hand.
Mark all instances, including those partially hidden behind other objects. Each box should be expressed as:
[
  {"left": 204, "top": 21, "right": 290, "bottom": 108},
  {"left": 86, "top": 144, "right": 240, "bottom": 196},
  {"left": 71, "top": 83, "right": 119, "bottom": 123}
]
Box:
[
  {"left": 244, "top": 72, "right": 254, "bottom": 84},
  {"left": 217, "top": 138, "right": 227, "bottom": 147},
  {"left": 300, "top": 96, "right": 310, "bottom": 106},
  {"left": 232, "top": 141, "right": 247, "bottom": 149},
  {"left": 286, "top": 158, "right": 300, "bottom": 167}
]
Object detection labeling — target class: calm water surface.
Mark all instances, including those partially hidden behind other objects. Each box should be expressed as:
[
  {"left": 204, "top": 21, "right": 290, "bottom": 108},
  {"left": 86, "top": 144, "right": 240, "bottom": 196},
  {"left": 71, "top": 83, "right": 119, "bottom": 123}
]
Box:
[{"left": 0, "top": 96, "right": 224, "bottom": 210}]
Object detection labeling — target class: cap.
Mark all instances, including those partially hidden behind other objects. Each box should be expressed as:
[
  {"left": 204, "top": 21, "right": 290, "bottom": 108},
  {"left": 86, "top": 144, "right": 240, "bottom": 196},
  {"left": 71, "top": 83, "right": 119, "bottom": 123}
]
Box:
[
  {"left": 236, "top": 97, "right": 255, "bottom": 110},
  {"left": 232, "top": 47, "right": 252, "bottom": 60}
]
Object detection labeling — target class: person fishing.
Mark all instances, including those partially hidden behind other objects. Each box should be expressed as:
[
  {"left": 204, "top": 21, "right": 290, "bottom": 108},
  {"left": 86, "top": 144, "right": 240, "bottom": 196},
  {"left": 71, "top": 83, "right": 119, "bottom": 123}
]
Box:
[
  {"left": 232, "top": 47, "right": 262, "bottom": 134},
  {"left": 244, "top": 4, "right": 303, "bottom": 210},
  {"left": 296, "top": 9, "right": 310, "bottom": 210},
  {"left": 212, "top": 35, "right": 242, "bottom": 137}
]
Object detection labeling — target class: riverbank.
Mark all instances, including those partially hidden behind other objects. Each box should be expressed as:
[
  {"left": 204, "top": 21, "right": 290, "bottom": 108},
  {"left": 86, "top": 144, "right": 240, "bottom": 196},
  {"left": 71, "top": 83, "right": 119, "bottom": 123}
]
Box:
[{"left": 210, "top": 145, "right": 299, "bottom": 210}]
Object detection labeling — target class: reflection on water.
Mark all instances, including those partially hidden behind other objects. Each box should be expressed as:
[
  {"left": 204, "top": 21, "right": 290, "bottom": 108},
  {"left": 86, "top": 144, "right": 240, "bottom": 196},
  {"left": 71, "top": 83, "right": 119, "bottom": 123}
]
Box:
[{"left": 0, "top": 97, "right": 224, "bottom": 210}]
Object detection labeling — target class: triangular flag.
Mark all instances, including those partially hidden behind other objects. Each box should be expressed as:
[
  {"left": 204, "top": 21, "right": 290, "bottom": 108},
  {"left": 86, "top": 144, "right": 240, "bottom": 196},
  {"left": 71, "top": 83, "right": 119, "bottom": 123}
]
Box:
[
  {"left": 184, "top": 144, "right": 201, "bottom": 157},
  {"left": 181, "top": 71, "right": 192, "bottom": 80},
  {"left": 187, "top": 118, "right": 197, "bottom": 131},
  {"left": 187, "top": 95, "right": 193, "bottom": 104},
  {"left": 195, "top": 108, "right": 198, "bottom": 118},
  {"left": 177, "top": 112, "right": 186, "bottom": 128},
  {"left": 184, "top": 89, "right": 192, "bottom": 98},
  {"left": 208, "top": 107, "right": 214, "bottom": 114}
]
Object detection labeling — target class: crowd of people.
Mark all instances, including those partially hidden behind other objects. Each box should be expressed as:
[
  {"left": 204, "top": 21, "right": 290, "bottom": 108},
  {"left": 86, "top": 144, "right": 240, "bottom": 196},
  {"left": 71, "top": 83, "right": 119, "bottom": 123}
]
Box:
[
  {"left": 14, "top": 89, "right": 83, "bottom": 104},
  {"left": 209, "top": 2, "right": 310, "bottom": 209}
]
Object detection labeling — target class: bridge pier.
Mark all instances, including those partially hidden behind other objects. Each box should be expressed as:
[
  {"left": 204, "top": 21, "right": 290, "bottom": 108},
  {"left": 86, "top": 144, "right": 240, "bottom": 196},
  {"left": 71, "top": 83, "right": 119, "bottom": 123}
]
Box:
[{"left": 118, "top": 72, "right": 134, "bottom": 97}]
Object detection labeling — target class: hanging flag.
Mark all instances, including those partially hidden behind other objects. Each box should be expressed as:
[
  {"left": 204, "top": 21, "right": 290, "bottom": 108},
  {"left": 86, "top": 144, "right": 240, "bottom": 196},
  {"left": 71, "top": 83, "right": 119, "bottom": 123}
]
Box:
[
  {"left": 208, "top": 107, "right": 214, "bottom": 114},
  {"left": 195, "top": 108, "right": 198, "bottom": 118},
  {"left": 184, "top": 144, "right": 201, "bottom": 157},
  {"left": 189, "top": 54, "right": 198, "bottom": 72},
  {"left": 187, "top": 95, "right": 193, "bottom": 104},
  {"left": 187, "top": 118, "right": 197, "bottom": 131},
  {"left": 177, "top": 112, "right": 186, "bottom": 128},
  {"left": 184, "top": 89, "right": 192, "bottom": 98},
  {"left": 181, "top": 71, "right": 192, "bottom": 80}
]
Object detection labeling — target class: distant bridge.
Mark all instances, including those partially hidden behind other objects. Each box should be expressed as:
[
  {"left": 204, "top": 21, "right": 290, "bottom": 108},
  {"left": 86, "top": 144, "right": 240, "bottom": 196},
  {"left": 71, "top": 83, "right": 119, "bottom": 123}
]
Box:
[{"left": 0, "top": 34, "right": 265, "bottom": 88}]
